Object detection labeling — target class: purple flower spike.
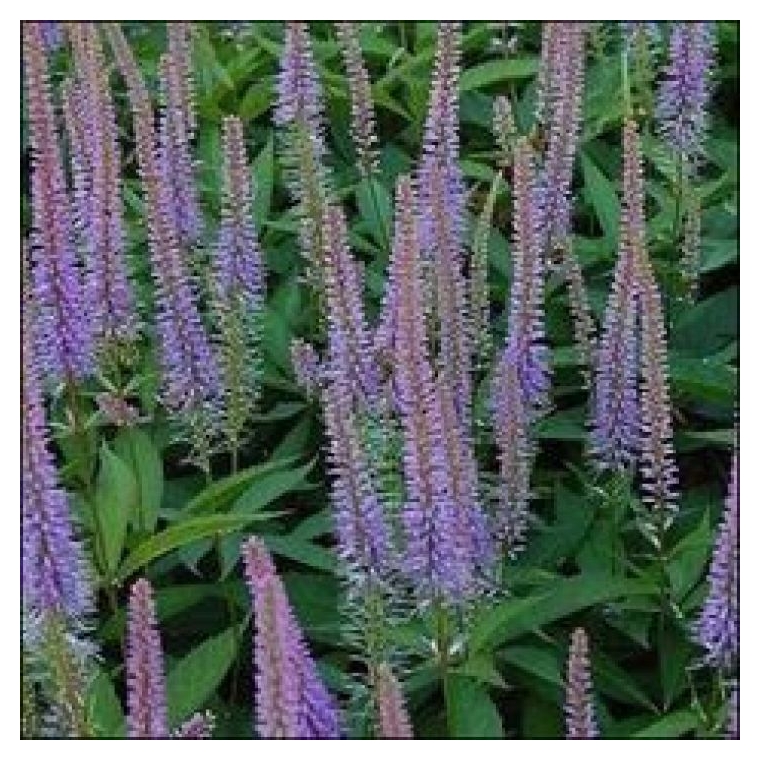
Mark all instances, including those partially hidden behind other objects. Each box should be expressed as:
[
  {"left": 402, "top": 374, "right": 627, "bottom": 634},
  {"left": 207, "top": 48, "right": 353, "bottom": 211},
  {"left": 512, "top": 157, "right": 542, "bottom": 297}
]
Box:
[
  {"left": 158, "top": 50, "right": 203, "bottom": 248},
  {"left": 336, "top": 22, "right": 379, "bottom": 176},
  {"left": 23, "top": 22, "right": 93, "bottom": 383},
  {"left": 126, "top": 579, "right": 169, "bottom": 739},
  {"left": 391, "top": 176, "right": 477, "bottom": 602},
  {"left": 492, "top": 348, "right": 532, "bottom": 555},
  {"left": 174, "top": 711, "right": 215, "bottom": 739},
  {"left": 418, "top": 23, "right": 471, "bottom": 425},
  {"left": 591, "top": 121, "right": 643, "bottom": 470},
  {"left": 167, "top": 23, "right": 196, "bottom": 139},
  {"left": 242, "top": 538, "right": 341, "bottom": 738},
  {"left": 290, "top": 338, "right": 323, "bottom": 399},
  {"left": 22, "top": 291, "right": 91, "bottom": 623},
  {"left": 565, "top": 627, "right": 599, "bottom": 739},
  {"left": 695, "top": 450, "right": 738, "bottom": 670},
  {"left": 375, "top": 663, "right": 413, "bottom": 739},
  {"left": 503, "top": 139, "right": 550, "bottom": 414},
  {"left": 213, "top": 115, "right": 265, "bottom": 446},
  {"left": 322, "top": 204, "right": 378, "bottom": 407},
  {"left": 275, "top": 22, "right": 331, "bottom": 284},
  {"left": 107, "top": 25, "right": 219, "bottom": 420},
  {"left": 323, "top": 376, "right": 392, "bottom": 578},
  {"left": 67, "top": 22, "right": 136, "bottom": 347},
  {"left": 538, "top": 23, "right": 586, "bottom": 251},
  {"left": 656, "top": 23, "right": 715, "bottom": 159}
]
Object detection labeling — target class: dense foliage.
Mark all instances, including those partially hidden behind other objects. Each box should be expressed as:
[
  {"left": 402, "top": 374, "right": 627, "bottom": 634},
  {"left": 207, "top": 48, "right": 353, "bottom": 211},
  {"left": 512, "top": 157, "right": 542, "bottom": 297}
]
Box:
[{"left": 21, "top": 20, "right": 738, "bottom": 739}]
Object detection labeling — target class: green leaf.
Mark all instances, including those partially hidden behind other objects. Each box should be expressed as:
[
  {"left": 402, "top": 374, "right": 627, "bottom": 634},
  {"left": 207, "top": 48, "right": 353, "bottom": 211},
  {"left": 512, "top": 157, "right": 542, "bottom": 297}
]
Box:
[
  {"left": 672, "top": 286, "right": 738, "bottom": 356},
  {"left": 117, "top": 512, "right": 278, "bottom": 581},
  {"left": 94, "top": 443, "right": 139, "bottom": 576},
  {"left": 470, "top": 574, "right": 656, "bottom": 652},
  {"left": 500, "top": 644, "right": 562, "bottom": 690},
  {"left": 113, "top": 427, "right": 163, "bottom": 533},
  {"left": 263, "top": 534, "right": 337, "bottom": 573},
  {"left": 459, "top": 57, "right": 539, "bottom": 91},
  {"left": 183, "top": 457, "right": 297, "bottom": 515},
  {"left": 580, "top": 152, "right": 620, "bottom": 243},
  {"left": 88, "top": 668, "right": 126, "bottom": 738},
  {"left": 232, "top": 459, "right": 315, "bottom": 514},
  {"left": 667, "top": 507, "right": 713, "bottom": 601},
  {"left": 447, "top": 674, "right": 504, "bottom": 738},
  {"left": 630, "top": 708, "right": 700, "bottom": 738},
  {"left": 166, "top": 627, "right": 238, "bottom": 726},
  {"left": 252, "top": 134, "right": 274, "bottom": 227},
  {"left": 355, "top": 177, "right": 392, "bottom": 249}
]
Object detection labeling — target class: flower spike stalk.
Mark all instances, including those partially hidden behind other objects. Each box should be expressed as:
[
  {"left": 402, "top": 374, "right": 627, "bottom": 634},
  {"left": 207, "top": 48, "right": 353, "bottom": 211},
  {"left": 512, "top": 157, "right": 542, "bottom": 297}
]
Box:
[
  {"left": 212, "top": 115, "right": 265, "bottom": 465},
  {"left": 374, "top": 663, "right": 413, "bottom": 739},
  {"left": 126, "top": 579, "right": 169, "bottom": 738},
  {"left": 23, "top": 22, "right": 93, "bottom": 384},
  {"left": 501, "top": 138, "right": 550, "bottom": 415},
  {"left": 242, "top": 537, "right": 341, "bottom": 738},
  {"left": 66, "top": 22, "right": 137, "bottom": 350},
  {"left": 106, "top": 24, "right": 219, "bottom": 464},
  {"left": 565, "top": 627, "right": 598, "bottom": 739},
  {"left": 694, "top": 449, "right": 738, "bottom": 670},
  {"left": 336, "top": 22, "right": 379, "bottom": 177}
]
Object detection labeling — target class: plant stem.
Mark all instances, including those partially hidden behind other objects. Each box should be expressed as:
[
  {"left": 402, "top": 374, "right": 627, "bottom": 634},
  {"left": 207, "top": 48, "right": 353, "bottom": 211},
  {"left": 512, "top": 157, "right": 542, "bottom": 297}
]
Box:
[{"left": 435, "top": 599, "right": 452, "bottom": 736}]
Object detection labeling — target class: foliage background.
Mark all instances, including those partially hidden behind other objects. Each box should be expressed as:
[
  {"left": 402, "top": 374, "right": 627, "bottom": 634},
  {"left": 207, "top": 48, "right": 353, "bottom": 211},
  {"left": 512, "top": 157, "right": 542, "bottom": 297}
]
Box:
[{"left": 22, "top": 21, "right": 738, "bottom": 738}]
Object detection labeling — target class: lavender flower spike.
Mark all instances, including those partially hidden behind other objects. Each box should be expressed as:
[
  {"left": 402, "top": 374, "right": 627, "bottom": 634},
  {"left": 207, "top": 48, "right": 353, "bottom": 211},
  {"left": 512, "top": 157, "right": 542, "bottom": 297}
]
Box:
[
  {"left": 492, "top": 348, "right": 532, "bottom": 555},
  {"left": 323, "top": 376, "right": 392, "bottom": 577},
  {"left": 391, "top": 176, "right": 471, "bottom": 601},
  {"left": 67, "top": 22, "right": 136, "bottom": 346},
  {"left": 336, "top": 22, "right": 379, "bottom": 176},
  {"left": 726, "top": 685, "right": 739, "bottom": 739},
  {"left": 694, "top": 450, "right": 739, "bottom": 670},
  {"left": 591, "top": 120, "right": 643, "bottom": 470},
  {"left": 374, "top": 663, "right": 413, "bottom": 739},
  {"left": 504, "top": 138, "right": 550, "bottom": 414},
  {"left": 126, "top": 579, "right": 169, "bottom": 738},
  {"left": 242, "top": 537, "right": 341, "bottom": 738},
  {"left": 290, "top": 338, "right": 323, "bottom": 399},
  {"left": 22, "top": 289, "right": 91, "bottom": 623},
  {"left": 23, "top": 22, "right": 93, "bottom": 383},
  {"left": 107, "top": 25, "right": 220, "bottom": 423},
  {"left": 565, "top": 627, "right": 599, "bottom": 739},
  {"left": 174, "top": 711, "right": 215, "bottom": 739},
  {"left": 656, "top": 23, "right": 715, "bottom": 159},
  {"left": 213, "top": 115, "right": 265, "bottom": 452}
]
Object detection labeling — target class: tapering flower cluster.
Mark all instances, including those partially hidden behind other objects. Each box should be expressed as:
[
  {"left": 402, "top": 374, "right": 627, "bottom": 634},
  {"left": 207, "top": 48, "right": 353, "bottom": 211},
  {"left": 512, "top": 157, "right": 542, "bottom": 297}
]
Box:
[
  {"left": 694, "top": 450, "right": 738, "bottom": 670},
  {"left": 592, "top": 123, "right": 643, "bottom": 469},
  {"left": 537, "top": 23, "right": 586, "bottom": 252},
  {"left": 242, "top": 537, "right": 341, "bottom": 738},
  {"left": 126, "top": 579, "right": 169, "bottom": 738},
  {"left": 656, "top": 22, "right": 715, "bottom": 160},
  {"left": 23, "top": 21, "right": 93, "bottom": 383},
  {"left": 290, "top": 337, "right": 323, "bottom": 399},
  {"left": 213, "top": 116, "right": 265, "bottom": 450},
  {"left": 107, "top": 24, "right": 219, "bottom": 420},
  {"left": 491, "top": 349, "right": 532, "bottom": 555},
  {"left": 22, "top": 294, "right": 91, "bottom": 624},
  {"left": 167, "top": 23, "right": 196, "bottom": 139},
  {"left": 322, "top": 205, "right": 379, "bottom": 406},
  {"left": 637, "top": 230, "right": 679, "bottom": 525},
  {"left": 391, "top": 176, "right": 488, "bottom": 601},
  {"left": 275, "top": 22, "right": 331, "bottom": 280},
  {"left": 66, "top": 22, "right": 136, "bottom": 347},
  {"left": 158, "top": 30, "right": 203, "bottom": 248},
  {"left": 174, "top": 711, "right": 215, "bottom": 739},
  {"left": 565, "top": 627, "right": 598, "bottom": 739},
  {"left": 336, "top": 22, "right": 379, "bottom": 176},
  {"left": 502, "top": 139, "right": 550, "bottom": 414},
  {"left": 374, "top": 663, "right": 413, "bottom": 739},
  {"left": 418, "top": 23, "right": 471, "bottom": 424},
  {"left": 126, "top": 578, "right": 214, "bottom": 739},
  {"left": 323, "top": 377, "right": 392, "bottom": 578},
  {"left": 493, "top": 95, "right": 517, "bottom": 169}
]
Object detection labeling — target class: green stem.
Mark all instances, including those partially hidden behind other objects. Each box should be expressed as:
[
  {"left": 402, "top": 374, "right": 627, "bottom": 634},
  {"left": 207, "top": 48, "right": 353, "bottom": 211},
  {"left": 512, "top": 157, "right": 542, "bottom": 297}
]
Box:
[{"left": 435, "top": 600, "right": 452, "bottom": 735}]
